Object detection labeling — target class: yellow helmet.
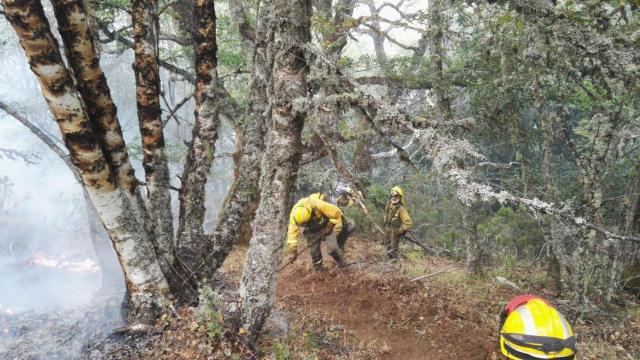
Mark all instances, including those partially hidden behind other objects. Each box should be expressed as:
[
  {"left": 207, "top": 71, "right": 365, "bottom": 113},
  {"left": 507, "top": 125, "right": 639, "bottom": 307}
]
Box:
[
  {"left": 292, "top": 205, "right": 311, "bottom": 225},
  {"left": 500, "top": 297, "right": 576, "bottom": 360},
  {"left": 309, "top": 192, "right": 326, "bottom": 201},
  {"left": 390, "top": 186, "right": 404, "bottom": 197}
]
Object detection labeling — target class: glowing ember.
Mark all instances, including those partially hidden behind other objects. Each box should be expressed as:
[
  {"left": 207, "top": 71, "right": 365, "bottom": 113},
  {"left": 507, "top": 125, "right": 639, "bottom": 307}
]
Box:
[{"left": 25, "top": 255, "right": 100, "bottom": 273}]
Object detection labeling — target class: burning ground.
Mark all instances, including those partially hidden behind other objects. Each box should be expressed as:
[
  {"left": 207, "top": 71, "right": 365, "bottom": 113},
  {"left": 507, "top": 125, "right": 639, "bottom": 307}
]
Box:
[{"left": 0, "top": 252, "right": 125, "bottom": 360}]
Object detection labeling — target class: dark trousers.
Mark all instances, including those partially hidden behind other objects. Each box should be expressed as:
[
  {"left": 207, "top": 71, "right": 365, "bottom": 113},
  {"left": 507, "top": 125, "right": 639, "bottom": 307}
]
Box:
[
  {"left": 383, "top": 229, "right": 401, "bottom": 259},
  {"left": 307, "top": 217, "right": 355, "bottom": 268}
]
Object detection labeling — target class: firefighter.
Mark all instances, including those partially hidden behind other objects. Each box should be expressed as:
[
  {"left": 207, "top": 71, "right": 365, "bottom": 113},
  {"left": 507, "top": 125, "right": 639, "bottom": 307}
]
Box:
[
  {"left": 382, "top": 186, "right": 412, "bottom": 259},
  {"left": 336, "top": 186, "right": 356, "bottom": 208},
  {"left": 334, "top": 186, "right": 359, "bottom": 250},
  {"left": 287, "top": 194, "right": 352, "bottom": 270},
  {"left": 499, "top": 295, "right": 577, "bottom": 359}
]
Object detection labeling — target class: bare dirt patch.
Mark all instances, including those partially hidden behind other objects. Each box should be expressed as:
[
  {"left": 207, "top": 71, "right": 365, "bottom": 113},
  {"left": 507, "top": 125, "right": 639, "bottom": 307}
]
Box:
[{"left": 276, "top": 239, "right": 496, "bottom": 360}]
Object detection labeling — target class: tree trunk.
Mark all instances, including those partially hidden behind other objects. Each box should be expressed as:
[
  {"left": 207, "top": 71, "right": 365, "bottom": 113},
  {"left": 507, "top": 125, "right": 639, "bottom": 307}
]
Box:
[
  {"left": 227, "top": 0, "right": 255, "bottom": 58},
  {"left": 132, "top": 0, "right": 176, "bottom": 281},
  {"left": 3, "top": 0, "right": 170, "bottom": 323},
  {"left": 85, "top": 190, "right": 124, "bottom": 292},
  {"left": 238, "top": 0, "right": 311, "bottom": 344},
  {"left": 429, "top": 0, "right": 451, "bottom": 121},
  {"left": 204, "top": 0, "right": 272, "bottom": 272},
  {"left": 539, "top": 111, "right": 567, "bottom": 292},
  {"left": 50, "top": 0, "right": 138, "bottom": 194},
  {"left": 176, "top": 0, "right": 220, "bottom": 273},
  {"left": 428, "top": 0, "right": 480, "bottom": 273},
  {"left": 354, "top": 116, "right": 374, "bottom": 174},
  {"left": 50, "top": 0, "right": 164, "bottom": 295},
  {"left": 462, "top": 202, "right": 481, "bottom": 273},
  {"left": 606, "top": 165, "right": 640, "bottom": 301}
]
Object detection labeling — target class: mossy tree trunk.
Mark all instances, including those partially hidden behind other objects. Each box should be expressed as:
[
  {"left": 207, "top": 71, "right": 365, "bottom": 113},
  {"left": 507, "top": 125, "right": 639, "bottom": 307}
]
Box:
[{"left": 238, "top": 0, "right": 311, "bottom": 344}]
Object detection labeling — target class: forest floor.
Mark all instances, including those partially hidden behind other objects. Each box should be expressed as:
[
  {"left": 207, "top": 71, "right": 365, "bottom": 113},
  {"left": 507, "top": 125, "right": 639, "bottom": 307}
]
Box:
[
  {"left": 2, "top": 236, "right": 638, "bottom": 359},
  {"left": 141, "top": 235, "right": 639, "bottom": 360}
]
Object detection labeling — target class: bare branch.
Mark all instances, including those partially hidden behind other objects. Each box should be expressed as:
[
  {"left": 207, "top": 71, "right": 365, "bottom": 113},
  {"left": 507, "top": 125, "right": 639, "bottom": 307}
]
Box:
[
  {"left": 159, "top": 33, "right": 191, "bottom": 46},
  {"left": 359, "top": 23, "right": 420, "bottom": 51},
  {"left": 96, "top": 18, "right": 239, "bottom": 123},
  {"left": 378, "top": 0, "right": 407, "bottom": 17},
  {"left": 300, "top": 147, "right": 328, "bottom": 165},
  {"left": 355, "top": 14, "right": 425, "bottom": 33},
  {"left": 158, "top": 0, "right": 177, "bottom": 15},
  {"left": 371, "top": 136, "right": 414, "bottom": 159},
  {"left": 0, "top": 101, "right": 72, "bottom": 170},
  {"left": 477, "top": 161, "right": 520, "bottom": 170},
  {"left": 97, "top": 19, "right": 196, "bottom": 83},
  {"left": 162, "top": 92, "right": 194, "bottom": 127}
]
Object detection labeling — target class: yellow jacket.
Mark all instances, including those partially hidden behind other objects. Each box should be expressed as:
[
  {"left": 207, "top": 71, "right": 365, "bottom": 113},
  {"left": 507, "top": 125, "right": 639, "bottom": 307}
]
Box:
[
  {"left": 287, "top": 197, "right": 343, "bottom": 248},
  {"left": 383, "top": 201, "right": 412, "bottom": 234}
]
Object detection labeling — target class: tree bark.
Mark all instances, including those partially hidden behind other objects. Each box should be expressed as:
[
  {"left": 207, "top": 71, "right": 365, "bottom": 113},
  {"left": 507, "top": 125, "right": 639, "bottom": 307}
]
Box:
[
  {"left": 227, "top": 0, "right": 255, "bottom": 58},
  {"left": 539, "top": 111, "right": 568, "bottom": 293},
  {"left": 176, "top": 0, "right": 220, "bottom": 272},
  {"left": 85, "top": 190, "right": 124, "bottom": 292},
  {"left": 3, "top": 0, "right": 170, "bottom": 323},
  {"left": 132, "top": 0, "right": 176, "bottom": 280},
  {"left": 462, "top": 202, "right": 481, "bottom": 273},
  {"left": 429, "top": 0, "right": 451, "bottom": 121},
  {"left": 50, "top": 0, "right": 165, "bottom": 295},
  {"left": 238, "top": 0, "right": 311, "bottom": 344},
  {"left": 50, "top": 0, "right": 138, "bottom": 194},
  {"left": 202, "top": 0, "right": 273, "bottom": 273},
  {"left": 606, "top": 165, "right": 640, "bottom": 301}
]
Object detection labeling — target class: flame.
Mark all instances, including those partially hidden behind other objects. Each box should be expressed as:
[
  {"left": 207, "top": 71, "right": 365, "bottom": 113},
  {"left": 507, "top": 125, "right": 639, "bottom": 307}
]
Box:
[{"left": 26, "top": 254, "right": 100, "bottom": 273}]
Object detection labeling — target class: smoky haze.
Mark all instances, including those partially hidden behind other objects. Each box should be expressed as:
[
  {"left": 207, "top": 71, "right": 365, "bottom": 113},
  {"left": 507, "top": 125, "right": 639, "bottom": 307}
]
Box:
[
  {"left": 0, "top": 5, "right": 234, "bottom": 357},
  {"left": 0, "top": 12, "right": 124, "bottom": 314}
]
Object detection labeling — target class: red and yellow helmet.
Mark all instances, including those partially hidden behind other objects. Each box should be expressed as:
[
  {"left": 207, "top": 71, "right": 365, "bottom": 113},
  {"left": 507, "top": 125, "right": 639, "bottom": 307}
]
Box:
[{"left": 499, "top": 295, "right": 576, "bottom": 359}]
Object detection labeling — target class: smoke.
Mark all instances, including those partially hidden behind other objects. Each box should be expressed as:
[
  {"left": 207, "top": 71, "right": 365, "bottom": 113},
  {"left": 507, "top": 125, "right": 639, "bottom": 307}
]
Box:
[
  {"left": 0, "top": 10, "right": 238, "bottom": 360},
  {"left": 0, "top": 2, "right": 235, "bottom": 316}
]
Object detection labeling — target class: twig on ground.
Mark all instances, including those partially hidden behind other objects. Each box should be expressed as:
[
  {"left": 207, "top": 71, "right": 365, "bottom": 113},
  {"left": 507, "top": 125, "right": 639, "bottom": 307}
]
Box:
[{"left": 410, "top": 267, "right": 457, "bottom": 282}]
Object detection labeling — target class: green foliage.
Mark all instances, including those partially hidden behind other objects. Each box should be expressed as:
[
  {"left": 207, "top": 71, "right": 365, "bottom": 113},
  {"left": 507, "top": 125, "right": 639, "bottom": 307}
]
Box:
[
  {"left": 303, "top": 333, "right": 319, "bottom": 351},
  {"left": 270, "top": 340, "right": 290, "bottom": 360},
  {"left": 404, "top": 249, "right": 424, "bottom": 262},
  {"left": 365, "top": 183, "right": 389, "bottom": 209},
  {"left": 126, "top": 136, "right": 187, "bottom": 163},
  {"left": 337, "top": 119, "right": 355, "bottom": 141},
  {"left": 216, "top": 13, "right": 248, "bottom": 71},
  {"left": 477, "top": 206, "right": 543, "bottom": 259},
  {"left": 196, "top": 285, "right": 224, "bottom": 341},
  {"left": 311, "top": 13, "right": 336, "bottom": 47},
  {"left": 441, "top": 229, "right": 461, "bottom": 252}
]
